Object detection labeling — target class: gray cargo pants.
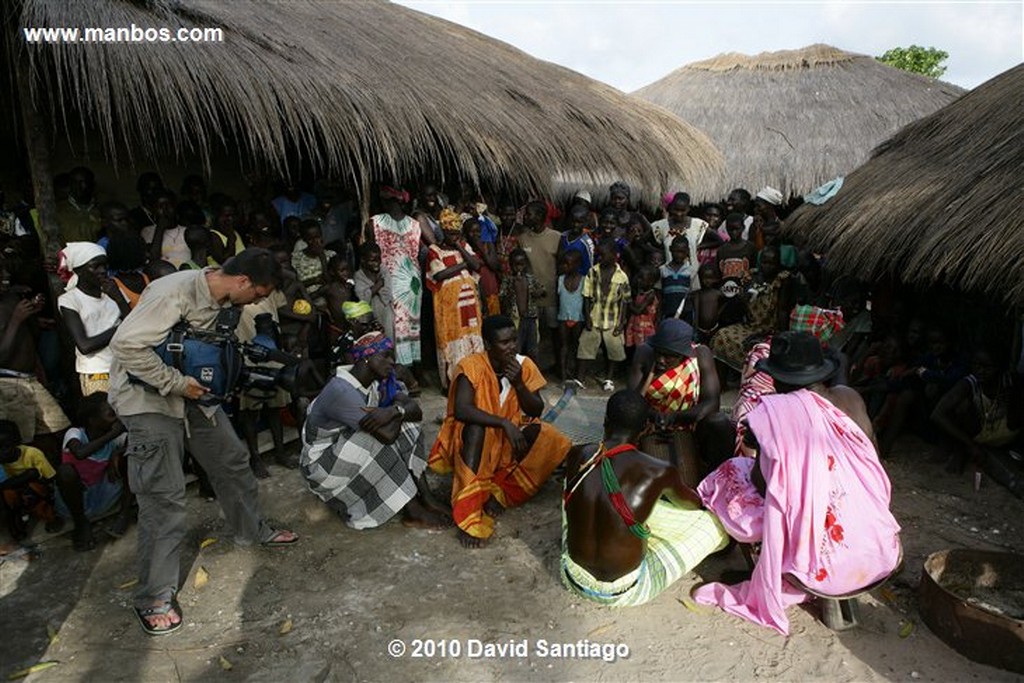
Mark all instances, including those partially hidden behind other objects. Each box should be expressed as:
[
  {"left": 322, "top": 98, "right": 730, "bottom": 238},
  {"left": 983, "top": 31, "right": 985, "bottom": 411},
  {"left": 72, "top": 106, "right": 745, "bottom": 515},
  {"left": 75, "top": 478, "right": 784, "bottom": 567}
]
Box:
[{"left": 123, "top": 404, "right": 275, "bottom": 609}]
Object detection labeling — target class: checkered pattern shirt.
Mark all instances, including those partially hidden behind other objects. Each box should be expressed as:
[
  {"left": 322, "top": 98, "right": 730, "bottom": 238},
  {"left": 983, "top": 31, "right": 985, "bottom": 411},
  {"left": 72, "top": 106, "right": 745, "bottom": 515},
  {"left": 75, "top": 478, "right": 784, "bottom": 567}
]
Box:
[{"left": 582, "top": 264, "right": 631, "bottom": 330}]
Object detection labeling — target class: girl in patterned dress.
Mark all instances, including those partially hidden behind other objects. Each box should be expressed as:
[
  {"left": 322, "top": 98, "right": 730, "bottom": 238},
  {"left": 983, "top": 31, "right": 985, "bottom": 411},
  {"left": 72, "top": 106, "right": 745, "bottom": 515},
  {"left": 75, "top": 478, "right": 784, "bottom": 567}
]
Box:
[{"left": 625, "top": 266, "right": 660, "bottom": 349}]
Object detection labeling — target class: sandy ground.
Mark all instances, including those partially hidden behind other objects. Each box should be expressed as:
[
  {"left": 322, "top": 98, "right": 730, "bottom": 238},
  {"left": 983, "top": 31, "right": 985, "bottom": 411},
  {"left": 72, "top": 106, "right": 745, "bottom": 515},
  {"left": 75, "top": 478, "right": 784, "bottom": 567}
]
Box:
[{"left": 2, "top": 386, "right": 1023, "bottom": 682}]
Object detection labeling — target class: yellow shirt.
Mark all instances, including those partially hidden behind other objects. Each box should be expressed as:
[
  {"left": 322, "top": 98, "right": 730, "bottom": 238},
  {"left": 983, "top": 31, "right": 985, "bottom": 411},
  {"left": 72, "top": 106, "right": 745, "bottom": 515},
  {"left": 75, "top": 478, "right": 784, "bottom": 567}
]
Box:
[{"left": 3, "top": 445, "right": 56, "bottom": 480}]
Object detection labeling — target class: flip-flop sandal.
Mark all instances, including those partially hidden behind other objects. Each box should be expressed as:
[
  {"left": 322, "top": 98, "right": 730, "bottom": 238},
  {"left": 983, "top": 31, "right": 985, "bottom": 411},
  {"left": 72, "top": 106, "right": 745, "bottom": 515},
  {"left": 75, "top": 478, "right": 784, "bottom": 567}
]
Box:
[
  {"left": 261, "top": 530, "right": 299, "bottom": 547},
  {"left": 135, "top": 600, "right": 183, "bottom": 636}
]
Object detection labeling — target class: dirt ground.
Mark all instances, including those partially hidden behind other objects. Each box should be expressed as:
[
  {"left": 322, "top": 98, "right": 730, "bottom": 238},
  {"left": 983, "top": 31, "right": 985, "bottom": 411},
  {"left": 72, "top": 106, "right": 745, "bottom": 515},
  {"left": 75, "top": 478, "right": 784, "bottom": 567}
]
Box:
[{"left": 2, "top": 387, "right": 1023, "bottom": 682}]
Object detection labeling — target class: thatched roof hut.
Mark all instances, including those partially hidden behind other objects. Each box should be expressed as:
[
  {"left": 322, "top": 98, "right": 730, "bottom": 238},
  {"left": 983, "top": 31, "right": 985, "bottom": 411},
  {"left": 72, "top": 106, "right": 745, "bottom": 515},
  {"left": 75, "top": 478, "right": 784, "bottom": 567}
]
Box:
[
  {"left": 785, "top": 64, "right": 1024, "bottom": 305},
  {"left": 633, "top": 44, "right": 964, "bottom": 198},
  {"left": 7, "top": 0, "right": 723, "bottom": 198}
]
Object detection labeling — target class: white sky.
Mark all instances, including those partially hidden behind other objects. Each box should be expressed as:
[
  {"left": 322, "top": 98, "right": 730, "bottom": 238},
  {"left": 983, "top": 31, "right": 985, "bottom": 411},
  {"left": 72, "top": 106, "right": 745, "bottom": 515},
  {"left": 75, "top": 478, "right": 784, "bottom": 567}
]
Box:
[{"left": 396, "top": 1, "right": 1024, "bottom": 91}]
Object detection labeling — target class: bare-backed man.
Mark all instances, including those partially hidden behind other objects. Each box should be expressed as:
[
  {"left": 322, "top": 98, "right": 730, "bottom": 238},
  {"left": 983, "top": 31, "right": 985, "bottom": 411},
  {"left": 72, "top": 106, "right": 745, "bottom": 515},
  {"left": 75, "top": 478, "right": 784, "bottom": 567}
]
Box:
[{"left": 561, "top": 390, "right": 728, "bottom": 606}]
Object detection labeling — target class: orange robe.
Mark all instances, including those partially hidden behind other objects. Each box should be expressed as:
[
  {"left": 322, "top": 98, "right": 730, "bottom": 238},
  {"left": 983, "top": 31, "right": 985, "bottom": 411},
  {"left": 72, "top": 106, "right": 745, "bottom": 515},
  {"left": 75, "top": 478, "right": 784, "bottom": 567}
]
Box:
[{"left": 429, "top": 352, "right": 571, "bottom": 539}]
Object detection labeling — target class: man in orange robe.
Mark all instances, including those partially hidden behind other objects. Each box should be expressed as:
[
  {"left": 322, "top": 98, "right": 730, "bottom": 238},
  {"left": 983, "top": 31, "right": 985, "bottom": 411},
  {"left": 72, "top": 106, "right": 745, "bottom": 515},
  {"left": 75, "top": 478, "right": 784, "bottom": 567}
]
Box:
[{"left": 429, "top": 315, "right": 571, "bottom": 547}]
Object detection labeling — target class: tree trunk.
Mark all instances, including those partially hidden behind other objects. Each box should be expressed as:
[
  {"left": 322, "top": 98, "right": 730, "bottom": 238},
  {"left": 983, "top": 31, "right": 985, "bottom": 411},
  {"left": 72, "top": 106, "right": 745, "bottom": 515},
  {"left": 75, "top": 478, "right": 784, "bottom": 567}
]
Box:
[{"left": 16, "top": 59, "right": 62, "bottom": 297}]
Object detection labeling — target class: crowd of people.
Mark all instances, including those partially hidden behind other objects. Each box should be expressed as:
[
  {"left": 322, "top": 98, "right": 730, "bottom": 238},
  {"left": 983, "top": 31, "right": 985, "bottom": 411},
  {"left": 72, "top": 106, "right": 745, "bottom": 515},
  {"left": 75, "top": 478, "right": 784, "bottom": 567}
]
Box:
[{"left": 1, "top": 169, "right": 1020, "bottom": 637}]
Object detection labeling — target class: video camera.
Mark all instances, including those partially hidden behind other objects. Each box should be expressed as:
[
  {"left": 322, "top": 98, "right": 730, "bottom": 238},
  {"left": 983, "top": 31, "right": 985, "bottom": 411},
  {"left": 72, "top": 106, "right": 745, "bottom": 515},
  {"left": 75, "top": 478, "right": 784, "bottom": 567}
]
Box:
[{"left": 137, "top": 308, "right": 301, "bottom": 407}]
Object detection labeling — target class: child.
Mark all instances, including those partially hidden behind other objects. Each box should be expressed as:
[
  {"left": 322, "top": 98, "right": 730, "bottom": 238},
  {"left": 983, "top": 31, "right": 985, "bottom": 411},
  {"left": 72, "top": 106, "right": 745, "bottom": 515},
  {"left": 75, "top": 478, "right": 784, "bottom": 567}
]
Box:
[
  {"left": 55, "top": 393, "right": 132, "bottom": 551},
  {"left": 699, "top": 204, "right": 726, "bottom": 265},
  {"left": 559, "top": 204, "right": 595, "bottom": 275},
  {"left": 322, "top": 254, "right": 356, "bottom": 329},
  {"left": 621, "top": 212, "right": 657, "bottom": 281},
  {"left": 596, "top": 208, "right": 625, "bottom": 247},
  {"left": 660, "top": 234, "right": 693, "bottom": 320},
  {"left": 716, "top": 212, "right": 757, "bottom": 282},
  {"left": 688, "top": 263, "right": 746, "bottom": 344},
  {"left": 282, "top": 215, "right": 303, "bottom": 250},
  {"left": 625, "top": 265, "right": 660, "bottom": 349},
  {"left": 237, "top": 291, "right": 295, "bottom": 478},
  {"left": 557, "top": 250, "right": 586, "bottom": 381},
  {"left": 578, "top": 240, "right": 631, "bottom": 391},
  {"left": 0, "top": 420, "right": 61, "bottom": 542},
  {"left": 463, "top": 216, "right": 501, "bottom": 315},
  {"left": 292, "top": 221, "right": 337, "bottom": 309},
  {"left": 179, "top": 224, "right": 211, "bottom": 270},
  {"left": 499, "top": 248, "right": 544, "bottom": 358},
  {"left": 353, "top": 242, "right": 395, "bottom": 340}
]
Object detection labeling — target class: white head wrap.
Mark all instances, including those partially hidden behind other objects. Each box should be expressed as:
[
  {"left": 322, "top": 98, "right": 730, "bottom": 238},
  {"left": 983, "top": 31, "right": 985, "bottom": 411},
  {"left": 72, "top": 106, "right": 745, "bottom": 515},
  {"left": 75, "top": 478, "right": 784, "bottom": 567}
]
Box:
[
  {"left": 59, "top": 242, "right": 106, "bottom": 291},
  {"left": 756, "top": 186, "right": 784, "bottom": 206}
]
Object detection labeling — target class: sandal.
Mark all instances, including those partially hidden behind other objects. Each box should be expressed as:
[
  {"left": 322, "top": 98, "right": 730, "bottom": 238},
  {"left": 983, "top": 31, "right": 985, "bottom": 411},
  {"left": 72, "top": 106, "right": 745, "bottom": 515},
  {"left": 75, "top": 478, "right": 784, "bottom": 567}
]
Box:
[
  {"left": 261, "top": 529, "right": 299, "bottom": 547},
  {"left": 135, "top": 599, "right": 183, "bottom": 636}
]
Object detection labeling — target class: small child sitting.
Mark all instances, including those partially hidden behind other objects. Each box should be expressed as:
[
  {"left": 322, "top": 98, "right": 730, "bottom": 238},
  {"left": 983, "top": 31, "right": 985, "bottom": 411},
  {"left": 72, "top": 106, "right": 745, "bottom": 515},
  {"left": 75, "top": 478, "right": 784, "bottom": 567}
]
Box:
[
  {"left": 0, "top": 420, "right": 61, "bottom": 542},
  {"left": 499, "top": 248, "right": 544, "bottom": 358},
  {"left": 323, "top": 254, "right": 356, "bottom": 329},
  {"left": 55, "top": 393, "right": 132, "bottom": 551},
  {"left": 624, "top": 265, "right": 660, "bottom": 349}
]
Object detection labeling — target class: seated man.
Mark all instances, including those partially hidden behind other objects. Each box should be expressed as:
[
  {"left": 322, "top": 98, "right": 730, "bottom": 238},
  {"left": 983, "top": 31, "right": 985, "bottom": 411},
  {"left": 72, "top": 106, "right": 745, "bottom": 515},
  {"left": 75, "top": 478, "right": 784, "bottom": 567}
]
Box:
[
  {"left": 300, "top": 332, "right": 448, "bottom": 529},
  {"left": 562, "top": 390, "right": 728, "bottom": 606},
  {"left": 932, "top": 348, "right": 1023, "bottom": 482},
  {"left": 627, "top": 318, "right": 733, "bottom": 485},
  {"left": 694, "top": 331, "right": 901, "bottom": 635},
  {"left": 429, "top": 315, "right": 571, "bottom": 548}
]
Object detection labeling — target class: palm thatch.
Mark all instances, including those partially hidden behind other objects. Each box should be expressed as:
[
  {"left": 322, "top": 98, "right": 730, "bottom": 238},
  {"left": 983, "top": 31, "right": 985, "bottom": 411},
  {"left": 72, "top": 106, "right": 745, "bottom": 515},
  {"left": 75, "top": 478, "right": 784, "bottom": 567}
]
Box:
[
  {"left": 7, "top": 0, "right": 723, "bottom": 197},
  {"left": 633, "top": 44, "right": 964, "bottom": 198},
  {"left": 785, "top": 64, "right": 1024, "bottom": 304}
]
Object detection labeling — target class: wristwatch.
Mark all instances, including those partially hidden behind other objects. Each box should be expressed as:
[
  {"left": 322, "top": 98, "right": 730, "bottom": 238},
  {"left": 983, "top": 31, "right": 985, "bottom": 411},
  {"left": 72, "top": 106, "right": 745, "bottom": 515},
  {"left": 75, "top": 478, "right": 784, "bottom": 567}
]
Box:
[{"left": 394, "top": 403, "right": 406, "bottom": 418}]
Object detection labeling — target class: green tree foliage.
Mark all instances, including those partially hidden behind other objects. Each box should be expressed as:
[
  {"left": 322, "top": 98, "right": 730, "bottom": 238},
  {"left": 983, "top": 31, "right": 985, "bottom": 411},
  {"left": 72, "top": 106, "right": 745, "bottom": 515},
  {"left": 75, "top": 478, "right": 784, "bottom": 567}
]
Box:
[{"left": 876, "top": 46, "right": 949, "bottom": 79}]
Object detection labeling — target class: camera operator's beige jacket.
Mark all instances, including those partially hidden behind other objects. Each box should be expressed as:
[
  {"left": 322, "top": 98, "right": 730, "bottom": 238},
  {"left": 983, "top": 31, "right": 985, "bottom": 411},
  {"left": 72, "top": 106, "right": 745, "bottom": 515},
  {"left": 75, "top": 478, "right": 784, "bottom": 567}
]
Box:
[{"left": 108, "top": 268, "right": 231, "bottom": 418}]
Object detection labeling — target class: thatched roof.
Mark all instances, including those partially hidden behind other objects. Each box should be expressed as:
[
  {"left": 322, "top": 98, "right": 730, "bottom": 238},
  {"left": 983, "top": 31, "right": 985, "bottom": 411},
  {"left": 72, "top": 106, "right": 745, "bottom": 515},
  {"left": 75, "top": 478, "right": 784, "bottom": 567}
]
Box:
[
  {"left": 633, "top": 44, "right": 964, "bottom": 198},
  {"left": 785, "top": 64, "right": 1024, "bottom": 304},
  {"left": 8, "top": 0, "right": 723, "bottom": 196}
]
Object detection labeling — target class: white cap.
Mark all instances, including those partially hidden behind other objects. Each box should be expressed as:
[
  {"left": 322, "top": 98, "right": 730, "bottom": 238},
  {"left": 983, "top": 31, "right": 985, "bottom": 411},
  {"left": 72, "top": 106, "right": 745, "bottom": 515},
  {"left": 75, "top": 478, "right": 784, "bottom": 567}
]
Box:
[
  {"left": 756, "top": 186, "right": 784, "bottom": 206},
  {"left": 574, "top": 190, "right": 592, "bottom": 203}
]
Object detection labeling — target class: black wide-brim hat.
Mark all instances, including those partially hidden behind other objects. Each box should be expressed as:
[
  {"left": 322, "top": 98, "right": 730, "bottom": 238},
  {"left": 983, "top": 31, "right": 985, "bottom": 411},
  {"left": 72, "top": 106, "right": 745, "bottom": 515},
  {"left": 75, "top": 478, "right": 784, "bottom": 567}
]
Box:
[
  {"left": 646, "top": 319, "right": 695, "bottom": 357},
  {"left": 755, "top": 331, "right": 838, "bottom": 386}
]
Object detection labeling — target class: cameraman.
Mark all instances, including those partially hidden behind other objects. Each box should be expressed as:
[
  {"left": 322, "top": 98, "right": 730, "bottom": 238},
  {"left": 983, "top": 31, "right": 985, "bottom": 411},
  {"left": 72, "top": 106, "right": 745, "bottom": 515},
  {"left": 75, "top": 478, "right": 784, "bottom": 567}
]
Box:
[{"left": 108, "top": 247, "right": 298, "bottom": 636}]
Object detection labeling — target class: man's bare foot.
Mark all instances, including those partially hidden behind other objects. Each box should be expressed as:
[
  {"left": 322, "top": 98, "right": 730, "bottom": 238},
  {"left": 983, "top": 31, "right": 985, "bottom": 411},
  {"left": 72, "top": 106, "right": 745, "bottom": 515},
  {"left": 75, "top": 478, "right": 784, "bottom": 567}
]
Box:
[
  {"left": 457, "top": 528, "right": 487, "bottom": 549},
  {"left": 484, "top": 498, "right": 505, "bottom": 517},
  {"left": 401, "top": 499, "right": 453, "bottom": 530}
]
